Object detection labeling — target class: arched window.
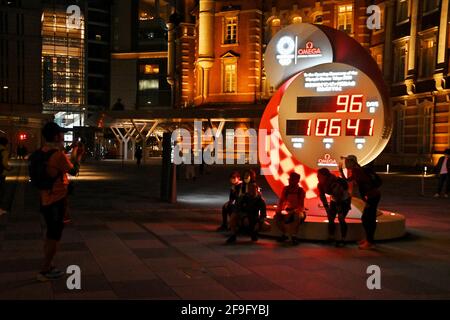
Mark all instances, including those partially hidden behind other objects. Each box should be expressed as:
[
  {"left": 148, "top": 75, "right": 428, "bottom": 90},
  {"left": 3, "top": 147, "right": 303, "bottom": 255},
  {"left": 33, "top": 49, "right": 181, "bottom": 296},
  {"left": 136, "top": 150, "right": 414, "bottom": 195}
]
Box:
[{"left": 292, "top": 16, "right": 302, "bottom": 24}]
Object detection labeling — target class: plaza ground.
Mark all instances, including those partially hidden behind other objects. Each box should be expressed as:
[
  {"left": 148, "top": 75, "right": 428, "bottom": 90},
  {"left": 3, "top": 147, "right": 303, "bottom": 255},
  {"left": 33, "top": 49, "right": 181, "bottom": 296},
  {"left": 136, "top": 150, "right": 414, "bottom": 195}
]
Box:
[{"left": 0, "top": 159, "right": 449, "bottom": 299}]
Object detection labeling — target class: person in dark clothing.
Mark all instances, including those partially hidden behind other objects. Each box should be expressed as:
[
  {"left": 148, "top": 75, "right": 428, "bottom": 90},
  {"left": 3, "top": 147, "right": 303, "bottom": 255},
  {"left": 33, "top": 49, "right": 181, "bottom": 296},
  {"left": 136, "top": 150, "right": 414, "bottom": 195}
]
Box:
[
  {"left": 339, "top": 155, "right": 381, "bottom": 250},
  {"left": 238, "top": 169, "right": 257, "bottom": 196},
  {"left": 0, "top": 137, "right": 11, "bottom": 215},
  {"left": 135, "top": 146, "right": 143, "bottom": 166},
  {"left": 217, "top": 171, "right": 242, "bottom": 231},
  {"left": 274, "top": 172, "right": 306, "bottom": 245},
  {"left": 317, "top": 168, "right": 351, "bottom": 247},
  {"left": 433, "top": 149, "right": 450, "bottom": 198},
  {"left": 226, "top": 183, "right": 266, "bottom": 244}
]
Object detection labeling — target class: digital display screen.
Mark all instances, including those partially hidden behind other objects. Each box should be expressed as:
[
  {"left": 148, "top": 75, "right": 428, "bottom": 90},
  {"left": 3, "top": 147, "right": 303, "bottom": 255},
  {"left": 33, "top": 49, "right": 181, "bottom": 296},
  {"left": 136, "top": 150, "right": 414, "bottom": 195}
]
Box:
[
  {"left": 286, "top": 119, "right": 374, "bottom": 137},
  {"left": 286, "top": 120, "right": 311, "bottom": 136},
  {"left": 277, "top": 63, "right": 389, "bottom": 170},
  {"left": 297, "top": 95, "right": 364, "bottom": 113},
  {"left": 345, "top": 119, "right": 374, "bottom": 136}
]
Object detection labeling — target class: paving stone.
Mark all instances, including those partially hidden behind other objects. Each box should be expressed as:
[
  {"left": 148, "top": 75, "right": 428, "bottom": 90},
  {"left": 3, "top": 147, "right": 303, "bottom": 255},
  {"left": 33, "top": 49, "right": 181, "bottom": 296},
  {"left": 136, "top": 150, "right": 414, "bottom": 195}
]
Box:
[
  {"left": 111, "top": 279, "right": 179, "bottom": 299},
  {"left": 51, "top": 273, "right": 112, "bottom": 294},
  {"left": 0, "top": 258, "right": 42, "bottom": 273},
  {"left": 171, "top": 283, "right": 239, "bottom": 300},
  {"left": 54, "top": 290, "right": 118, "bottom": 300},
  {"left": 123, "top": 239, "right": 167, "bottom": 249},
  {"left": 213, "top": 274, "right": 283, "bottom": 292},
  {"left": 106, "top": 221, "right": 146, "bottom": 233}
]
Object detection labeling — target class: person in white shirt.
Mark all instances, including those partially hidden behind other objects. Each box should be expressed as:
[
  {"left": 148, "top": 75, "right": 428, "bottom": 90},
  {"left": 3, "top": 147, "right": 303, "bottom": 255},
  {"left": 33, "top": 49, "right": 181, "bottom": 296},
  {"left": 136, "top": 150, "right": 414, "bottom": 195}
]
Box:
[{"left": 434, "top": 149, "right": 450, "bottom": 198}]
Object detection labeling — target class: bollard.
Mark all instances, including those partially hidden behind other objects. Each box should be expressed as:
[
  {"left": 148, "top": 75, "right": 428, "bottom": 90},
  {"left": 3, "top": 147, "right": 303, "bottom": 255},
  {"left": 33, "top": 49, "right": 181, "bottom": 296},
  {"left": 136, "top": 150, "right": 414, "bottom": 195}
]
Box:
[
  {"left": 386, "top": 164, "right": 390, "bottom": 174},
  {"left": 421, "top": 166, "right": 427, "bottom": 196}
]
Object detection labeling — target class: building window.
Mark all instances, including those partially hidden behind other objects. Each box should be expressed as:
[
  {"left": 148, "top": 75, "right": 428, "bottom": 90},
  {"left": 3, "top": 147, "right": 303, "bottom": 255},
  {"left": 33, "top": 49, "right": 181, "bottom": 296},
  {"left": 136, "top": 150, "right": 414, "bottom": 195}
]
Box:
[
  {"left": 336, "top": 4, "right": 353, "bottom": 34},
  {"left": 313, "top": 14, "right": 323, "bottom": 24},
  {"left": 223, "top": 62, "right": 237, "bottom": 93},
  {"left": 370, "top": 45, "right": 384, "bottom": 71},
  {"left": 419, "top": 37, "right": 437, "bottom": 78},
  {"left": 397, "top": 0, "right": 409, "bottom": 24},
  {"left": 270, "top": 18, "right": 281, "bottom": 38},
  {"left": 139, "top": 79, "right": 159, "bottom": 90},
  {"left": 224, "top": 17, "right": 238, "bottom": 44},
  {"left": 394, "top": 108, "right": 405, "bottom": 153},
  {"left": 140, "top": 64, "right": 159, "bottom": 74},
  {"left": 394, "top": 42, "right": 408, "bottom": 83},
  {"left": 41, "top": 9, "right": 85, "bottom": 107},
  {"left": 292, "top": 16, "right": 302, "bottom": 24},
  {"left": 374, "top": 4, "right": 385, "bottom": 32},
  {"left": 423, "top": 0, "right": 440, "bottom": 14}
]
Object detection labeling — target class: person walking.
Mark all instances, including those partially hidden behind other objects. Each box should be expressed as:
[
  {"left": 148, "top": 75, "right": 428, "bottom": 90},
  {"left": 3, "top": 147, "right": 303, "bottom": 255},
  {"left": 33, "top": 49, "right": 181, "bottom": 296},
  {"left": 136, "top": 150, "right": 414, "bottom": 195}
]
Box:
[
  {"left": 339, "top": 155, "right": 382, "bottom": 250},
  {"left": 135, "top": 146, "right": 143, "bottom": 167},
  {"left": 29, "top": 122, "right": 84, "bottom": 281},
  {"left": 317, "top": 168, "right": 351, "bottom": 247},
  {"left": 0, "top": 137, "right": 11, "bottom": 216},
  {"left": 433, "top": 149, "right": 450, "bottom": 198}
]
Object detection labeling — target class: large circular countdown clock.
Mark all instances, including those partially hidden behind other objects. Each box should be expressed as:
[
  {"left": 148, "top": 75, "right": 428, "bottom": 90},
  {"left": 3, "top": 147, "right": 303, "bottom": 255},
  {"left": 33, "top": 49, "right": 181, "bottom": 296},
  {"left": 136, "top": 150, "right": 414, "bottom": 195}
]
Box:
[{"left": 278, "top": 62, "right": 392, "bottom": 169}]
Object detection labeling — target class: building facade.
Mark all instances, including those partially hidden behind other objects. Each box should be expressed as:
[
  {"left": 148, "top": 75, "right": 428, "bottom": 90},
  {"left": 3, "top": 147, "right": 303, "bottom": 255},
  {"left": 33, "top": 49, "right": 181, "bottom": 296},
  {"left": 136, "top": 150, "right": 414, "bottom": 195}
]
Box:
[
  {"left": 110, "top": 0, "right": 172, "bottom": 111},
  {"left": 0, "top": 0, "right": 48, "bottom": 154},
  {"left": 165, "top": 0, "right": 450, "bottom": 167}
]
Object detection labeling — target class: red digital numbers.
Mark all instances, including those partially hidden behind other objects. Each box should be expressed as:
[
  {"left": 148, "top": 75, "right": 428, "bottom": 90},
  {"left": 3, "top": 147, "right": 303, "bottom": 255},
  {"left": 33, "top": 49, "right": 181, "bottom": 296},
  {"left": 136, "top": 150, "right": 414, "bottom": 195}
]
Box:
[
  {"left": 336, "top": 94, "right": 363, "bottom": 113},
  {"left": 346, "top": 119, "right": 360, "bottom": 136},
  {"left": 329, "top": 119, "right": 341, "bottom": 136},
  {"left": 314, "top": 119, "right": 342, "bottom": 137},
  {"left": 288, "top": 94, "right": 375, "bottom": 138},
  {"left": 346, "top": 119, "right": 374, "bottom": 136},
  {"left": 315, "top": 119, "right": 328, "bottom": 136}
]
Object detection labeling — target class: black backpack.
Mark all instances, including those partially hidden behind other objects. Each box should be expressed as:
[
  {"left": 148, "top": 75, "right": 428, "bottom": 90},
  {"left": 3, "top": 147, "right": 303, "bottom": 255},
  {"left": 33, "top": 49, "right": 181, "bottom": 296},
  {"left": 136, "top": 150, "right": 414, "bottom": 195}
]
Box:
[
  {"left": 28, "top": 149, "right": 59, "bottom": 190},
  {"left": 363, "top": 166, "right": 383, "bottom": 189}
]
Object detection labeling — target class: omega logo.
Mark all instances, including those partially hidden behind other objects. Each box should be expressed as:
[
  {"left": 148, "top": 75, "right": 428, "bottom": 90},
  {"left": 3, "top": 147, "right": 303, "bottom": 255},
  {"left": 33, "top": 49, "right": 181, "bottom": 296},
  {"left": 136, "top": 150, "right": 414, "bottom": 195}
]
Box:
[
  {"left": 317, "top": 153, "right": 338, "bottom": 167},
  {"left": 276, "top": 37, "right": 323, "bottom": 66},
  {"left": 298, "top": 41, "right": 322, "bottom": 56}
]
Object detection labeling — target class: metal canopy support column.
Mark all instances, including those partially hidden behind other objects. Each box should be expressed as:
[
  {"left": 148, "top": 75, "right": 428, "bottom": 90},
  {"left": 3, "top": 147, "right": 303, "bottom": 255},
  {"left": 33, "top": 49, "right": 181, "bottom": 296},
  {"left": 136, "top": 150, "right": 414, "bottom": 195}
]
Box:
[{"left": 110, "top": 126, "right": 124, "bottom": 159}]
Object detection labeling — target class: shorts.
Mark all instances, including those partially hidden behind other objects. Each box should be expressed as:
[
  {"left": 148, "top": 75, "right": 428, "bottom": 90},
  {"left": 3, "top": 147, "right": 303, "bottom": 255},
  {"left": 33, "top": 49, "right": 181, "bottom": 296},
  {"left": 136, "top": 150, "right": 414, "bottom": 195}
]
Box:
[{"left": 40, "top": 197, "right": 67, "bottom": 241}]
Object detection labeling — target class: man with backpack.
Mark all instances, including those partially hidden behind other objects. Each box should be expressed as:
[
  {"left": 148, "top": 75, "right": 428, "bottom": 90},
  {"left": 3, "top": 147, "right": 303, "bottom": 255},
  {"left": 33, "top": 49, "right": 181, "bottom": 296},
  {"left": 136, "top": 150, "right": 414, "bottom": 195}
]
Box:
[
  {"left": 339, "top": 155, "right": 382, "bottom": 250},
  {"left": 0, "top": 137, "right": 11, "bottom": 216},
  {"left": 29, "top": 122, "right": 83, "bottom": 281},
  {"left": 317, "top": 168, "right": 351, "bottom": 247}
]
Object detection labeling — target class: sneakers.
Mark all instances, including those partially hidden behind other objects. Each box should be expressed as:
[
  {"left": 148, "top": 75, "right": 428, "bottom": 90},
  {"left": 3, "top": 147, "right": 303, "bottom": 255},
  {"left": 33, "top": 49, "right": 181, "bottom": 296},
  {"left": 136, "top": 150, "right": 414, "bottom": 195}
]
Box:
[
  {"left": 0, "top": 208, "right": 7, "bottom": 216},
  {"left": 335, "top": 240, "right": 346, "bottom": 248},
  {"left": 226, "top": 234, "right": 236, "bottom": 244},
  {"left": 358, "top": 240, "right": 376, "bottom": 250},
  {"left": 36, "top": 267, "right": 65, "bottom": 282},
  {"left": 434, "top": 193, "right": 440, "bottom": 198}
]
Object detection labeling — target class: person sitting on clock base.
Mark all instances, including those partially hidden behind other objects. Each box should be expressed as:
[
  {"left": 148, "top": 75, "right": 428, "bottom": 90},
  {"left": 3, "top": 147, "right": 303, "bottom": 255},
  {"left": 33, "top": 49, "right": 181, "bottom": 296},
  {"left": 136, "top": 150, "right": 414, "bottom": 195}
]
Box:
[
  {"left": 274, "top": 172, "right": 306, "bottom": 246},
  {"left": 226, "top": 183, "right": 266, "bottom": 244}
]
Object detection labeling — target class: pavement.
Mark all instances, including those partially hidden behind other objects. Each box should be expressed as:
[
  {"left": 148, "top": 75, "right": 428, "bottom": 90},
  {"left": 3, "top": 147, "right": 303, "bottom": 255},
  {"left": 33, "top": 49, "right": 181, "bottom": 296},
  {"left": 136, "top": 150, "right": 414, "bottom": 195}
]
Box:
[{"left": 0, "top": 159, "right": 449, "bottom": 300}]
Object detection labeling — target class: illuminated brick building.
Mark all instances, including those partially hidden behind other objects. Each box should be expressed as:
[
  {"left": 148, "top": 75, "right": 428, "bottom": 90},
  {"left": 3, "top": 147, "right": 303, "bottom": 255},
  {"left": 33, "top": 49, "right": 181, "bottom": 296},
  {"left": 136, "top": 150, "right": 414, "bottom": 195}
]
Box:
[{"left": 164, "top": 0, "right": 450, "bottom": 167}]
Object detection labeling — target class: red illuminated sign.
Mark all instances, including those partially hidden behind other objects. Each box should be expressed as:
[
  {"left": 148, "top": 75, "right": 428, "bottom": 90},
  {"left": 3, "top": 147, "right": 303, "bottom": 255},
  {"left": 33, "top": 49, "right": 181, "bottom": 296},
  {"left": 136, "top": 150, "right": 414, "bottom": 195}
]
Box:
[{"left": 298, "top": 41, "right": 322, "bottom": 56}]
